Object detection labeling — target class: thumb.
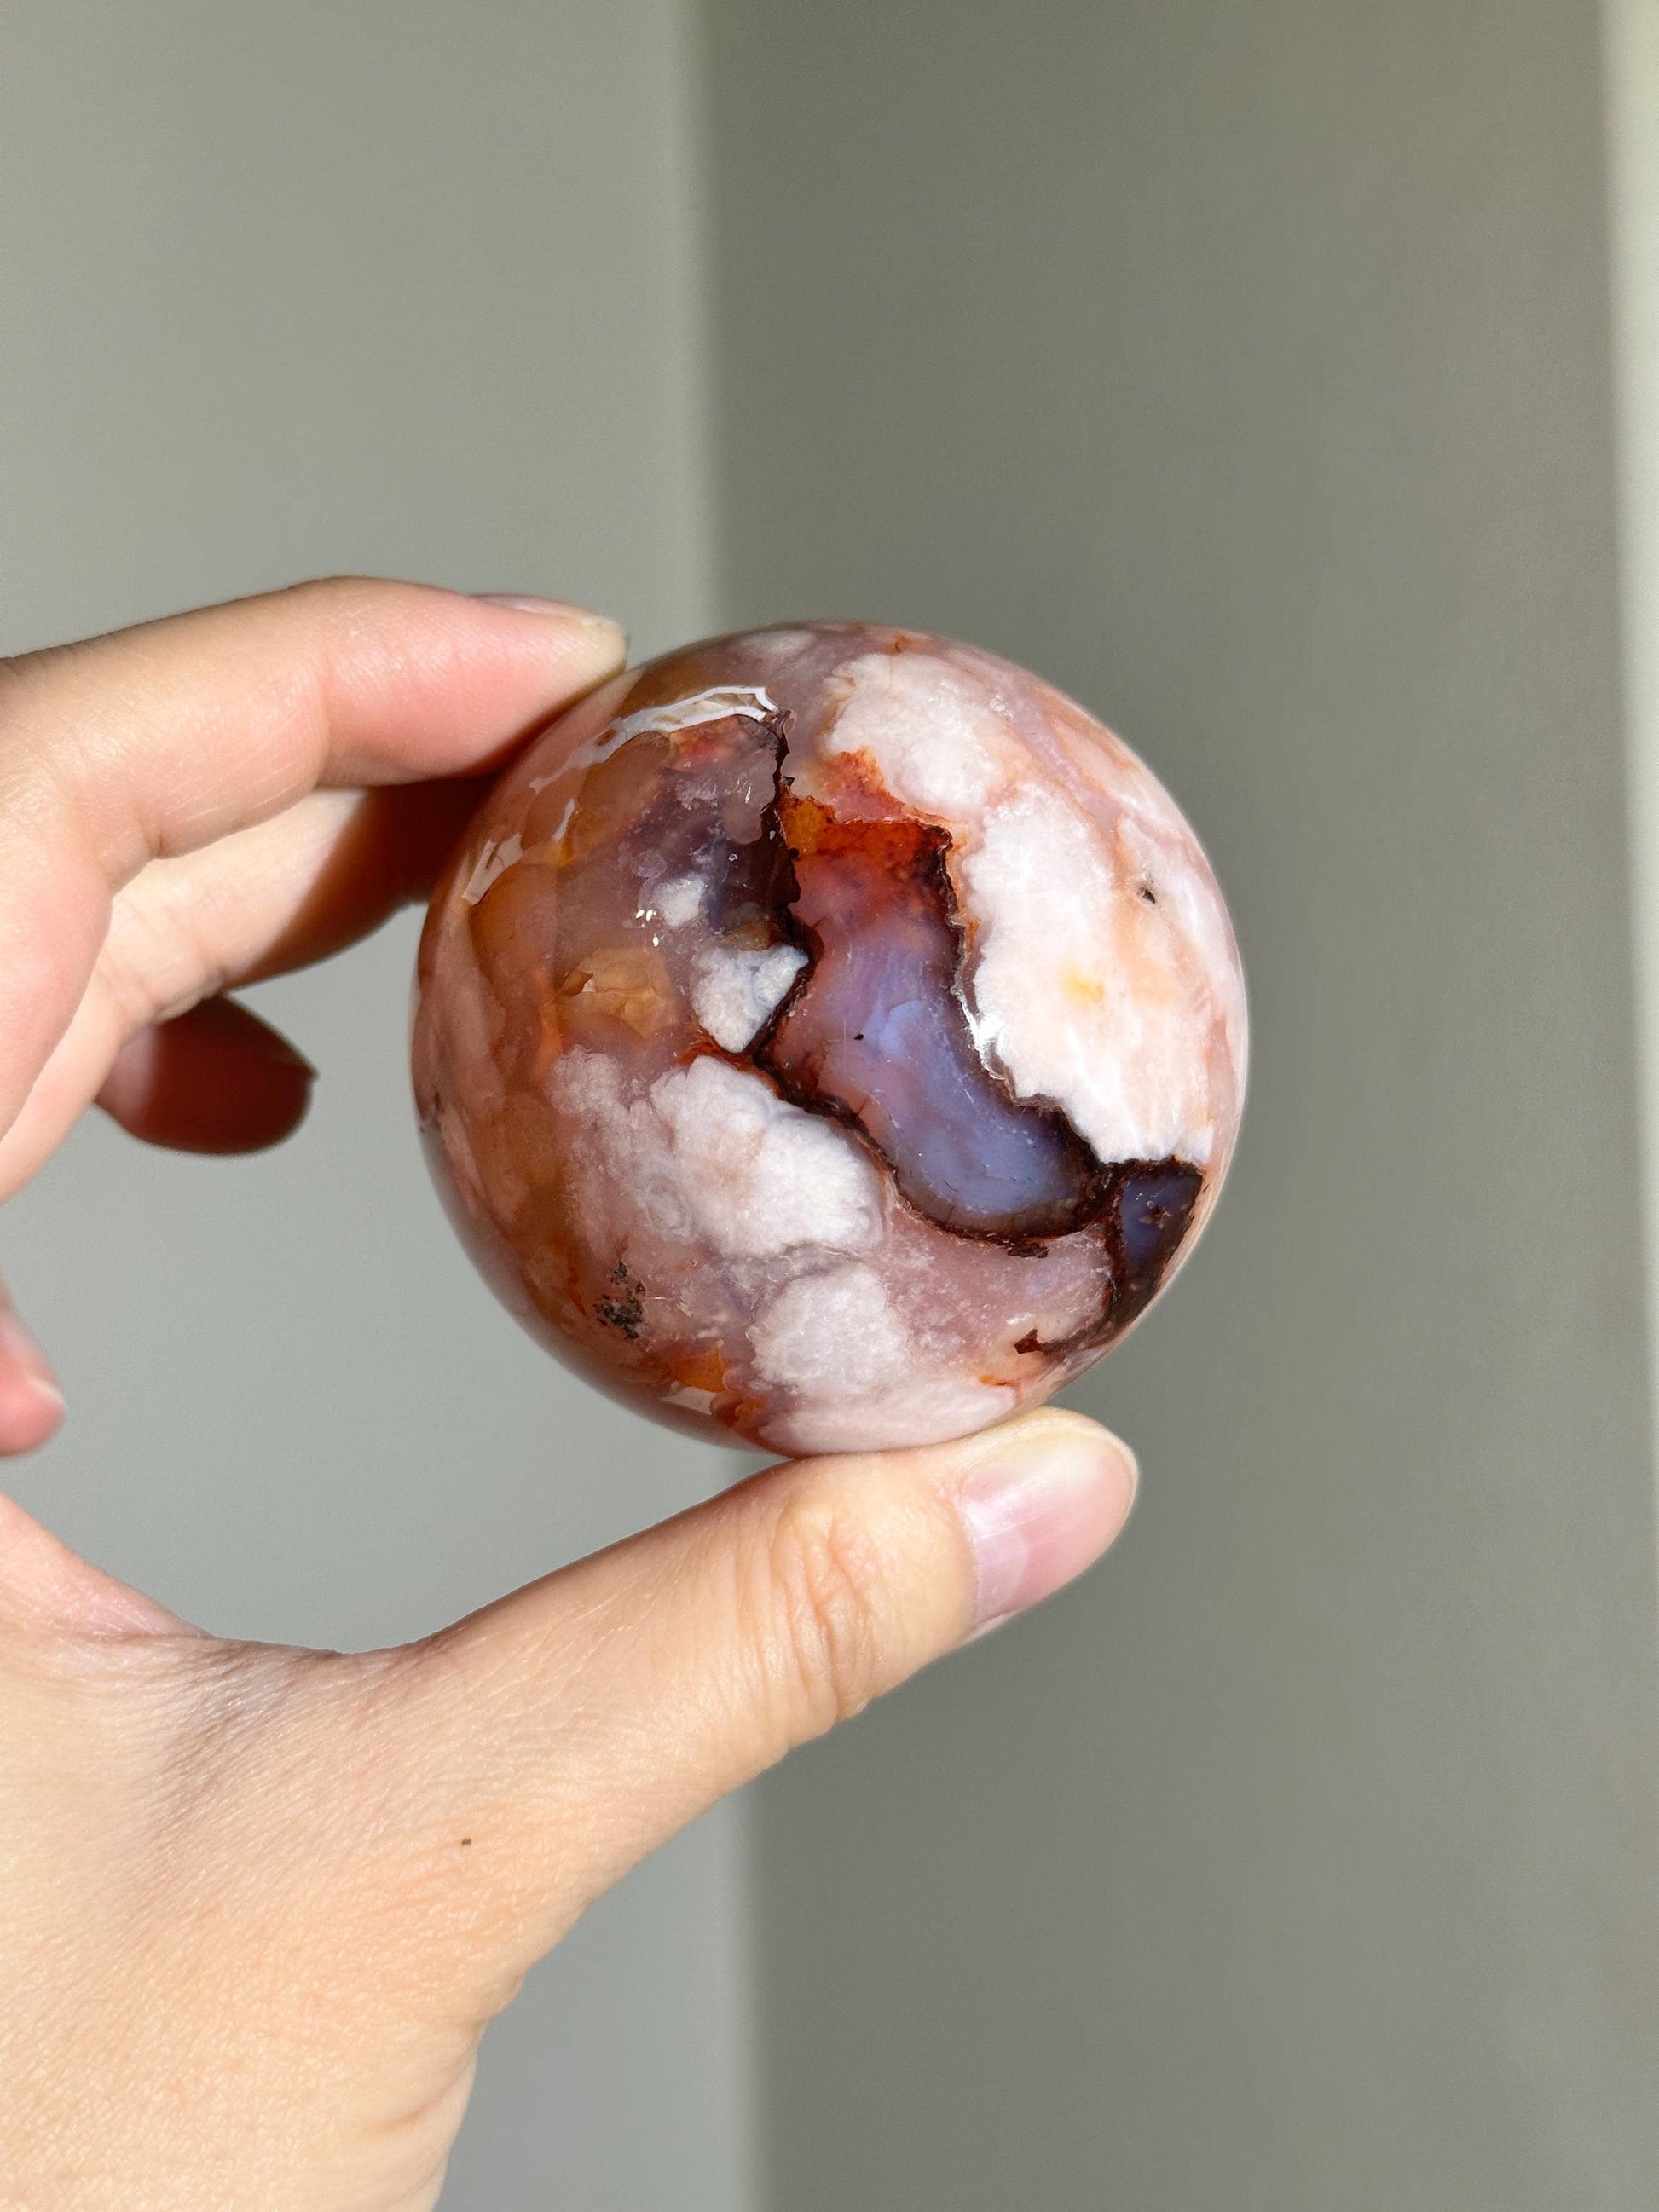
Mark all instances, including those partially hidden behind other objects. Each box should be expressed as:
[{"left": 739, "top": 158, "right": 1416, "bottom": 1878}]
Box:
[{"left": 382, "top": 1409, "right": 1136, "bottom": 1996}]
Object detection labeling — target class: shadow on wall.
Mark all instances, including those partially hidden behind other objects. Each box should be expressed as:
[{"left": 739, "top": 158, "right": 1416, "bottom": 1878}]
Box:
[{"left": 702, "top": 1, "right": 1659, "bottom": 2207}]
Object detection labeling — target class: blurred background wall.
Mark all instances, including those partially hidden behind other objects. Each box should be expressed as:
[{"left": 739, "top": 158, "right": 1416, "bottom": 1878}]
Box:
[
  {"left": 4, "top": 2, "right": 1659, "bottom": 2207},
  {"left": 0, "top": 5, "right": 755, "bottom": 2207},
  {"left": 1608, "top": 0, "right": 1659, "bottom": 1532},
  {"left": 706, "top": 2, "right": 1659, "bottom": 2207}
]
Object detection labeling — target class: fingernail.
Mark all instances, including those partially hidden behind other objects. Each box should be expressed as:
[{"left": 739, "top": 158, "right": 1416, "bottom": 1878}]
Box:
[
  {"left": 956, "top": 1414, "right": 1138, "bottom": 1628},
  {"left": 0, "top": 1306, "right": 64, "bottom": 1415},
  {"left": 474, "top": 593, "right": 628, "bottom": 652}
]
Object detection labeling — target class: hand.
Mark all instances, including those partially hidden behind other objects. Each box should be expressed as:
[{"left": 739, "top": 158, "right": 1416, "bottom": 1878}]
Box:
[{"left": 0, "top": 580, "right": 1138, "bottom": 2211}]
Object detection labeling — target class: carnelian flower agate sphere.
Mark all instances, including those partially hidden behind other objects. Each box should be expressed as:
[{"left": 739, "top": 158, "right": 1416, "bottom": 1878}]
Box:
[{"left": 413, "top": 624, "right": 1246, "bottom": 1455}]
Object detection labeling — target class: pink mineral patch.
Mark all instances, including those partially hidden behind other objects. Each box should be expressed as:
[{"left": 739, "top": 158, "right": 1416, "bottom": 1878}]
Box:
[{"left": 412, "top": 622, "right": 1246, "bottom": 1453}]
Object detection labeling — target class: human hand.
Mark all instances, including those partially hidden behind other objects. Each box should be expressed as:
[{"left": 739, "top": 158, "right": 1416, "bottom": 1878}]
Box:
[{"left": 0, "top": 581, "right": 1138, "bottom": 2210}]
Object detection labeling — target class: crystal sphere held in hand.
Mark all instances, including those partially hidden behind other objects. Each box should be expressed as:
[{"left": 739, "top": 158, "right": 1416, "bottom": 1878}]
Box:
[{"left": 413, "top": 625, "right": 1247, "bottom": 1454}]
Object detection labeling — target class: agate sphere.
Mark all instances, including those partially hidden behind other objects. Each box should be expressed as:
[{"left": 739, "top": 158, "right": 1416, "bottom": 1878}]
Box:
[{"left": 412, "top": 624, "right": 1246, "bottom": 1454}]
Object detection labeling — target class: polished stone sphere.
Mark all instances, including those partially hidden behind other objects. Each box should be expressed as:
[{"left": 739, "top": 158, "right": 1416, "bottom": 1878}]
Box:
[{"left": 413, "top": 624, "right": 1247, "bottom": 1453}]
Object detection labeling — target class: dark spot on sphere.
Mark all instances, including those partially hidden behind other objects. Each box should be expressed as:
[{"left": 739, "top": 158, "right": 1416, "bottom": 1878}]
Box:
[
  {"left": 597, "top": 1263, "right": 646, "bottom": 1340},
  {"left": 1105, "top": 1161, "right": 1203, "bottom": 1327}
]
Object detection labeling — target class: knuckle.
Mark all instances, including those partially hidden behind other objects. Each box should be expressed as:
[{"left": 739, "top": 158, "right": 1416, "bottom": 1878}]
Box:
[
  {"left": 90, "top": 927, "right": 170, "bottom": 1039},
  {"left": 282, "top": 572, "right": 361, "bottom": 611},
  {"left": 273, "top": 576, "right": 420, "bottom": 706},
  {"left": 0, "top": 644, "right": 49, "bottom": 707},
  {"left": 0, "top": 643, "right": 118, "bottom": 831},
  {"left": 99, "top": 867, "right": 225, "bottom": 1033},
  {"left": 0, "top": 648, "right": 58, "bottom": 771},
  {"left": 757, "top": 1489, "right": 893, "bottom": 1740},
  {"left": 280, "top": 573, "right": 396, "bottom": 632}
]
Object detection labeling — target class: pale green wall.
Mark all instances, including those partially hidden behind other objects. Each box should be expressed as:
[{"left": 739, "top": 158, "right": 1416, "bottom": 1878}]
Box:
[
  {"left": 5, "top": 3, "right": 1658, "bottom": 2203},
  {"left": 704, "top": 3, "right": 1659, "bottom": 2204}
]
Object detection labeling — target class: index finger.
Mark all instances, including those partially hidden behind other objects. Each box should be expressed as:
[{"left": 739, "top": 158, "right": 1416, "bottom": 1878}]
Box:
[{"left": 0, "top": 578, "right": 626, "bottom": 1138}]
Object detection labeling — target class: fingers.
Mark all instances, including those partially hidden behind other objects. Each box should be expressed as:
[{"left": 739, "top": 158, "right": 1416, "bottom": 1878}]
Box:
[
  {"left": 96, "top": 999, "right": 315, "bottom": 1156},
  {"left": 0, "top": 1288, "right": 62, "bottom": 1458},
  {"left": 0, "top": 580, "right": 626, "bottom": 1146},
  {"left": 379, "top": 1411, "right": 1136, "bottom": 1986},
  {"left": 0, "top": 779, "right": 489, "bottom": 1195}
]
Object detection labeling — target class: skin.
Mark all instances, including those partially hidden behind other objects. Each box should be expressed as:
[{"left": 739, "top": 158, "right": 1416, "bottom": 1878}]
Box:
[{"left": 0, "top": 580, "right": 1137, "bottom": 2212}]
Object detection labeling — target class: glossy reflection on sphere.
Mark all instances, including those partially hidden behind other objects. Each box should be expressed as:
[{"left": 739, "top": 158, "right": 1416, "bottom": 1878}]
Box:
[{"left": 413, "top": 624, "right": 1247, "bottom": 1454}]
